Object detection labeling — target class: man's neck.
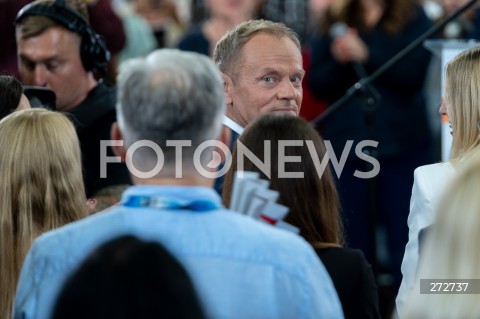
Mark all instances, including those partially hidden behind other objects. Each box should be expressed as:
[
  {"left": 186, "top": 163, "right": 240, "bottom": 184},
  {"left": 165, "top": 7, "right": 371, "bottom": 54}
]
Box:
[{"left": 132, "top": 174, "right": 214, "bottom": 188}]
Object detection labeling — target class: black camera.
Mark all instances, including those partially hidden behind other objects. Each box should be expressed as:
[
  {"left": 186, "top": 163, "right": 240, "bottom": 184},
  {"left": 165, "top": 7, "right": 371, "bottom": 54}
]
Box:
[{"left": 23, "top": 86, "right": 56, "bottom": 110}]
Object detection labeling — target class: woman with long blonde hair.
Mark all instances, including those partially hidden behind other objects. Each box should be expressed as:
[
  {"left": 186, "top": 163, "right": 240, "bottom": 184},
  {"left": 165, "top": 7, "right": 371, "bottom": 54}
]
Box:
[
  {"left": 397, "top": 46, "right": 480, "bottom": 316},
  {"left": 403, "top": 149, "right": 480, "bottom": 318},
  {"left": 0, "top": 109, "right": 87, "bottom": 319}
]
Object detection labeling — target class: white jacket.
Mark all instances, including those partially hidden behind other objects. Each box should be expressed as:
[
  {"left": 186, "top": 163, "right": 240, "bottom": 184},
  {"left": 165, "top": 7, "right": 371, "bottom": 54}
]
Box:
[{"left": 396, "top": 162, "right": 455, "bottom": 318}]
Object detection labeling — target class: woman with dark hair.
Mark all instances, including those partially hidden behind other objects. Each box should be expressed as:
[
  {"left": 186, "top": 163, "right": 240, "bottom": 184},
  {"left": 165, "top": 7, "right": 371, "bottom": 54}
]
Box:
[
  {"left": 0, "top": 75, "right": 30, "bottom": 120},
  {"left": 223, "top": 114, "right": 380, "bottom": 319},
  {"left": 308, "top": 0, "right": 434, "bottom": 288}
]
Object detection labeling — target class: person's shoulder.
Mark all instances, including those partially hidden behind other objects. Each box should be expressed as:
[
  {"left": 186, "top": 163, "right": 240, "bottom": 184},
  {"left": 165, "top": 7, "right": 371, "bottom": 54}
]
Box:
[
  {"left": 22, "top": 208, "right": 132, "bottom": 289},
  {"left": 31, "top": 207, "right": 126, "bottom": 257},
  {"left": 179, "top": 26, "right": 205, "bottom": 41},
  {"left": 414, "top": 162, "right": 455, "bottom": 181},
  {"left": 414, "top": 161, "right": 453, "bottom": 176},
  {"left": 89, "top": 81, "right": 116, "bottom": 102},
  {"left": 177, "top": 26, "right": 207, "bottom": 47},
  {"left": 214, "top": 209, "right": 301, "bottom": 242},
  {"left": 316, "top": 247, "right": 369, "bottom": 267},
  {"left": 317, "top": 246, "right": 365, "bottom": 258},
  {"left": 315, "top": 247, "right": 376, "bottom": 298},
  {"left": 72, "top": 81, "right": 116, "bottom": 123},
  {"left": 213, "top": 209, "right": 319, "bottom": 263}
]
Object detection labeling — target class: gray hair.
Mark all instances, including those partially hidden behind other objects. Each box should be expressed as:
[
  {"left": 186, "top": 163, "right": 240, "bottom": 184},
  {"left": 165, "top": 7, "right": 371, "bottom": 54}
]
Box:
[
  {"left": 213, "top": 19, "right": 301, "bottom": 81},
  {"left": 117, "top": 49, "right": 225, "bottom": 170}
]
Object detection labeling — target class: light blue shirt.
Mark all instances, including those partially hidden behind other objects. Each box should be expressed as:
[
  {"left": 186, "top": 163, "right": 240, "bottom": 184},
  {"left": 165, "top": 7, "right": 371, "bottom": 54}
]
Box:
[{"left": 15, "top": 185, "right": 344, "bottom": 319}]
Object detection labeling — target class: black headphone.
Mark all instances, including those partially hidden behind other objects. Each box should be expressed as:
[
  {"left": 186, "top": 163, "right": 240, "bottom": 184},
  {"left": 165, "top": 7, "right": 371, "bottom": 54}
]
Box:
[{"left": 15, "top": 0, "right": 111, "bottom": 73}]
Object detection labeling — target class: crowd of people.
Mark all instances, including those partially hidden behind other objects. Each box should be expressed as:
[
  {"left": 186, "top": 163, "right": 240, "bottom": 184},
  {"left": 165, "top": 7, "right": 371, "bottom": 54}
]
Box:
[{"left": 2, "top": 0, "right": 480, "bottom": 318}]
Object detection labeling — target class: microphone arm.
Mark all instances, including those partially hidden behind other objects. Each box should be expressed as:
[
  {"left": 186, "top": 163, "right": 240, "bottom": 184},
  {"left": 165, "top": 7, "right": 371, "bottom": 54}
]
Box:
[{"left": 311, "top": 0, "right": 479, "bottom": 127}]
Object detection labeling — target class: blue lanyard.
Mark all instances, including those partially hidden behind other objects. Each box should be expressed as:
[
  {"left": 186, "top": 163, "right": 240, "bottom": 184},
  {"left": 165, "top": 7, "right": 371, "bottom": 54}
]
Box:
[{"left": 121, "top": 195, "right": 222, "bottom": 212}]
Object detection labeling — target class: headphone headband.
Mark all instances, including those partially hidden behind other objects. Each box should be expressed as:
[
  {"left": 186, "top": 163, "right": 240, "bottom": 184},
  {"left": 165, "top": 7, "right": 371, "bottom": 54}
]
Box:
[
  {"left": 16, "top": 0, "right": 88, "bottom": 34},
  {"left": 15, "top": 0, "right": 110, "bottom": 73}
]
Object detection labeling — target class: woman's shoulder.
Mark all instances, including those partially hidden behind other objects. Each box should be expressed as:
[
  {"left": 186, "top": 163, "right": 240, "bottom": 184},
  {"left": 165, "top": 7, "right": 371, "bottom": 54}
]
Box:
[
  {"left": 176, "top": 26, "right": 209, "bottom": 54},
  {"left": 316, "top": 247, "right": 370, "bottom": 269},
  {"left": 415, "top": 162, "right": 454, "bottom": 177},
  {"left": 316, "top": 247, "right": 380, "bottom": 318}
]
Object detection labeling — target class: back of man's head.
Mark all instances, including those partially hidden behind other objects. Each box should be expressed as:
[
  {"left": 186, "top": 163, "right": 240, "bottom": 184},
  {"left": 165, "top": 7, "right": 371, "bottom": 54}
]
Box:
[{"left": 116, "top": 49, "right": 225, "bottom": 172}]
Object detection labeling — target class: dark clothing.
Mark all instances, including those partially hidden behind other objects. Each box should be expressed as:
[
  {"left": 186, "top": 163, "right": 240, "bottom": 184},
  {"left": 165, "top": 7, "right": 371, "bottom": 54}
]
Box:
[
  {"left": 333, "top": 147, "right": 431, "bottom": 284},
  {"left": 0, "top": 0, "right": 31, "bottom": 78},
  {"left": 87, "top": 0, "right": 126, "bottom": 56},
  {"left": 214, "top": 127, "right": 239, "bottom": 195},
  {"left": 309, "top": 6, "right": 432, "bottom": 159},
  {"left": 258, "top": 0, "right": 309, "bottom": 42},
  {"left": 69, "top": 81, "right": 131, "bottom": 197},
  {"left": 308, "top": 5, "right": 434, "bottom": 285},
  {"left": 0, "top": 0, "right": 125, "bottom": 78},
  {"left": 176, "top": 27, "right": 210, "bottom": 56},
  {"left": 316, "top": 247, "right": 380, "bottom": 319}
]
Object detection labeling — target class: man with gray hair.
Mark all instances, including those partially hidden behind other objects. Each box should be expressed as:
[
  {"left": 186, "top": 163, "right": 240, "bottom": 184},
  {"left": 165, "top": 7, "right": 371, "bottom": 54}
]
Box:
[
  {"left": 211, "top": 19, "right": 305, "bottom": 193},
  {"left": 213, "top": 19, "right": 304, "bottom": 134},
  {"left": 14, "top": 49, "right": 343, "bottom": 319}
]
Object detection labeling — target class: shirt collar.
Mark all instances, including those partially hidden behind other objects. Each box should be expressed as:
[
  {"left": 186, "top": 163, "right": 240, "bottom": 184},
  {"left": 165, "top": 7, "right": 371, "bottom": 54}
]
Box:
[
  {"left": 223, "top": 116, "right": 244, "bottom": 135},
  {"left": 121, "top": 185, "right": 222, "bottom": 207}
]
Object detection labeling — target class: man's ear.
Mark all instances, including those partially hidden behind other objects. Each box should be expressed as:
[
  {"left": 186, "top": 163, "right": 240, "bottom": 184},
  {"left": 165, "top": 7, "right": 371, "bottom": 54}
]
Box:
[
  {"left": 110, "top": 122, "right": 127, "bottom": 161},
  {"left": 221, "top": 72, "right": 233, "bottom": 107}
]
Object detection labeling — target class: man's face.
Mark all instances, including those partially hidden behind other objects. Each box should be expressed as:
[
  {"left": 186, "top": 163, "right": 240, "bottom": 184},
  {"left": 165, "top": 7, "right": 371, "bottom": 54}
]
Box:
[
  {"left": 17, "top": 26, "right": 93, "bottom": 111},
  {"left": 225, "top": 33, "right": 304, "bottom": 127}
]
